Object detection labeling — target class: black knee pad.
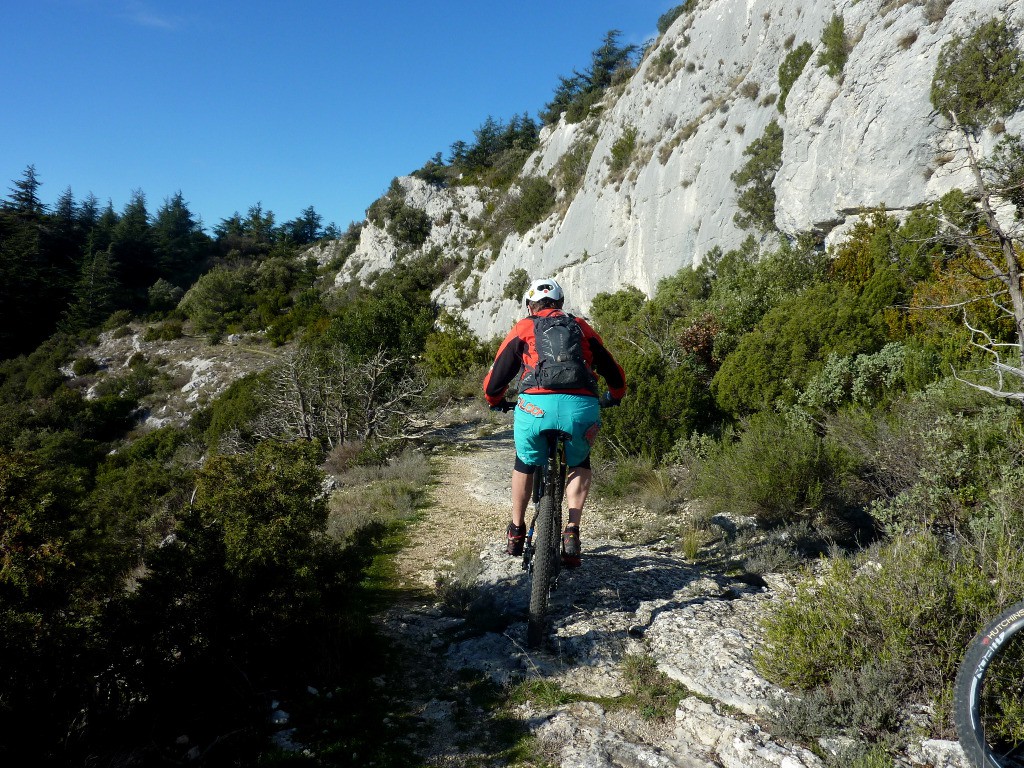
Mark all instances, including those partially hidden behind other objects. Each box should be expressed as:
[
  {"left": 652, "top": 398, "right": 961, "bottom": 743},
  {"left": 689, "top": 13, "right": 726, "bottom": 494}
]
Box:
[{"left": 514, "top": 457, "right": 539, "bottom": 475}]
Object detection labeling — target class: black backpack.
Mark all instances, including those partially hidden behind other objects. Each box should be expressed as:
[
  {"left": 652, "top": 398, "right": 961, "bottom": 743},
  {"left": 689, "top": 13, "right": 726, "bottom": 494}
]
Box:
[{"left": 527, "top": 314, "right": 598, "bottom": 392}]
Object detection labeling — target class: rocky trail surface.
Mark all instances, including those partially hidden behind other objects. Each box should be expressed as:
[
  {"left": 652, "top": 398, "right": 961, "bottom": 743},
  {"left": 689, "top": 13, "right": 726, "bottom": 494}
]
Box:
[{"left": 378, "top": 428, "right": 970, "bottom": 768}]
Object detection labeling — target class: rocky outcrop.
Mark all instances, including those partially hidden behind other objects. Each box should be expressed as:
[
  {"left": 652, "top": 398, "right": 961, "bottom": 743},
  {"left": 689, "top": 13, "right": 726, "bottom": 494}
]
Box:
[{"left": 329, "top": 0, "right": 1024, "bottom": 341}]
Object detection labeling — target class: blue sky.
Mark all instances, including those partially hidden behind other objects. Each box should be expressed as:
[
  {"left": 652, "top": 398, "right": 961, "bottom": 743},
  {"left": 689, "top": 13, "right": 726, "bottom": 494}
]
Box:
[{"left": 2, "top": 0, "right": 676, "bottom": 232}]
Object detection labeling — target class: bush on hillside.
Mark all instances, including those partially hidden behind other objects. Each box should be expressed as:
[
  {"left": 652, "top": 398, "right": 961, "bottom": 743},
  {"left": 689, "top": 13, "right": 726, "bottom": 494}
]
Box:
[
  {"left": 500, "top": 176, "right": 557, "bottom": 235},
  {"left": 422, "top": 311, "right": 489, "bottom": 380},
  {"left": 931, "top": 17, "right": 1024, "bottom": 134},
  {"left": 599, "top": 352, "right": 717, "bottom": 459},
  {"left": 178, "top": 265, "right": 254, "bottom": 336},
  {"left": 657, "top": 4, "right": 688, "bottom": 36},
  {"left": 690, "top": 411, "right": 859, "bottom": 536},
  {"left": 609, "top": 126, "right": 638, "bottom": 178},
  {"left": 731, "top": 121, "right": 783, "bottom": 232},
  {"left": 712, "top": 282, "right": 888, "bottom": 414},
  {"left": 825, "top": 382, "right": 1024, "bottom": 536},
  {"left": 818, "top": 15, "right": 849, "bottom": 77},
  {"left": 778, "top": 42, "right": 813, "bottom": 113},
  {"left": 503, "top": 269, "right": 530, "bottom": 301},
  {"left": 556, "top": 134, "right": 598, "bottom": 197},
  {"left": 757, "top": 531, "right": 1011, "bottom": 709}
]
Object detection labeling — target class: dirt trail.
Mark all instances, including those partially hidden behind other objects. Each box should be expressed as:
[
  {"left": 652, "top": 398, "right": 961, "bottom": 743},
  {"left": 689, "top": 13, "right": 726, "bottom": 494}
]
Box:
[{"left": 393, "top": 431, "right": 512, "bottom": 592}]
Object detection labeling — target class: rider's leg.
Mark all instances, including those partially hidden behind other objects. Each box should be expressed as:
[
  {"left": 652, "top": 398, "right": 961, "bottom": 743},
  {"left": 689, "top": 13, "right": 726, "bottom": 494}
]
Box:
[
  {"left": 565, "top": 466, "right": 592, "bottom": 527},
  {"left": 511, "top": 468, "right": 533, "bottom": 527}
]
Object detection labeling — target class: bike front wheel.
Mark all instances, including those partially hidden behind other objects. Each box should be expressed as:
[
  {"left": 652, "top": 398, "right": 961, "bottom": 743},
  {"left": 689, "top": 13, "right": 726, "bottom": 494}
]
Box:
[{"left": 955, "top": 600, "right": 1024, "bottom": 767}]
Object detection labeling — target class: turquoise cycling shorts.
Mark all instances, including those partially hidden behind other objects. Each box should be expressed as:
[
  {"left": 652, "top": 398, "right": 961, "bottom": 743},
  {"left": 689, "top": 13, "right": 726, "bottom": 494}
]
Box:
[{"left": 513, "top": 393, "right": 600, "bottom": 468}]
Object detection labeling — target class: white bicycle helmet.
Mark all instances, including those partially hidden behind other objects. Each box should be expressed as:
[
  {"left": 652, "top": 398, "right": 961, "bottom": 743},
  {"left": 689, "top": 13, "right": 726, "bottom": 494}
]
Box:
[{"left": 523, "top": 277, "right": 564, "bottom": 305}]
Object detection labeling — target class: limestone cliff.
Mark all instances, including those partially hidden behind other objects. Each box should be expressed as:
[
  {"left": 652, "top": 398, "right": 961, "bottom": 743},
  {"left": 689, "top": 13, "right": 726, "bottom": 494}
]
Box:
[{"left": 328, "top": 0, "right": 1024, "bottom": 341}]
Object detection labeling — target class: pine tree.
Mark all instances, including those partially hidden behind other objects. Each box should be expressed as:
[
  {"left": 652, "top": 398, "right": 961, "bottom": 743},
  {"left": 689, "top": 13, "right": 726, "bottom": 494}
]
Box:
[
  {"left": 110, "top": 190, "right": 154, "bottom": 303},
  {"left": 5, "top": 165, "right": 45, "bottom": 217},
  {"left": 153, "top": 191, "right": 207, "bottom": 285},
  {"left": 61, "top": 248, "right": 121, "bottom": 331}
]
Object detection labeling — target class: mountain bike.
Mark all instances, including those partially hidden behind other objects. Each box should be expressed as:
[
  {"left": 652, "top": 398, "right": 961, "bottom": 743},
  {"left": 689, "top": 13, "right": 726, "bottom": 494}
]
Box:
[
  {"left": 955, "top": 599, "right": 1024, "bottom": 767},
  {"left": 492, "top": 395, "right": 617, "bottom": 648}
]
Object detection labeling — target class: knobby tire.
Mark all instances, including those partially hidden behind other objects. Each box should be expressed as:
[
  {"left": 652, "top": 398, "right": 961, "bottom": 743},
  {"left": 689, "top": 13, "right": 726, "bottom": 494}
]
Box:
[
  {"left": 527, "top": 452, "right": 564, "bottom": 649},
  {"left": 955, "top": 600, "right": 1024, "bottom": 768}
]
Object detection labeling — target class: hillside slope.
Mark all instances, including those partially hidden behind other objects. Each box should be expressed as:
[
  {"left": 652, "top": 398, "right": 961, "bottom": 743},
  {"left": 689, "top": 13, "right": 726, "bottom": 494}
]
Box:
[
  {"left": 322, "top": 0, "right": 1024, "bottom": 340},
  {"left": 362, "top": 428, "right": 972, "bottom": 767}
]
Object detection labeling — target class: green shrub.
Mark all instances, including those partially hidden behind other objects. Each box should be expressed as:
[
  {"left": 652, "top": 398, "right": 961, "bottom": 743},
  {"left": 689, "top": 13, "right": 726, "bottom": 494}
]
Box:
[
  {"left": 798, "top": 343, "right": 909, "bottom": 412},
  {"left": 692, "top": 411, "right": 853, "bottom": 532},
  {"left": 931, "top": 17, "right": 1024, "bottom": 134},
  {"left": 503, "top": 268, "right": 530, "bottom": 301},
  {"left": 178, "top": 265, "right": 253, "bottom": 335},
  {"left": 102, "top": 309, "right": 133, "bottom": 331},
  {"left": 778, "top": 42, "right": 813, "bottom": 113},
  {"left": 827, "top": 382, "right": 1024, "bottom": 535},
  {"left": 647, "top": 47, "right": 676, "bottom": 80},
  {"left": 142, "top": 320, "right": 184, "bottom": 342},
  {"left": 657, "top": 4, "right": 688, "bottom": 35},
  {"left": 818, "top": 15, "right": 849, "bottom": 77},
  {"left": 621, "top": 654, "right": 691, "bottom": 721},
  {"left": 609, "top": 126, "right": 638, "bottom": 178},
  {"left": 599, "top": 352, "right": 717, "bottom": 459},
  {"left": 556, "top": 135, "right": 597, "bottom": 197},
  {"left": 712, "top": 282, "right": 887, "bottom": 414},
  {"left": 731, "top": 120, "right": 783, "bottom": 232},
  {"left": 699, "top": 235, "right": 828, "bottom": 354},
  {"left": 769, "top": 660, "right": 911, "bottom": 761},
  {"left": 501, "top": 176, "right": 556, "bottom": 235},
  {"left": 757, "top": 532, "right": 1004, "bottom": 705},
  {"left": 422, "top": 311, "right": 489, "bottom": 380},
  {"left": 72, "top": 356, "right": 99, "bottom": 376},
  {"left": 564, "top": 88, "right": 604, "bottom": 124},
  {"left": 147, "top": 278, "right": 183, "bottom": 312}
]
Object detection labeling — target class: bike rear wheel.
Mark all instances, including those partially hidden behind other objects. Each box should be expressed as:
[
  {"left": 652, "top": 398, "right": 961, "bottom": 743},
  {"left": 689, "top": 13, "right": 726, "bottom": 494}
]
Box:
[
  {"left": 955, "top": 600, "right": 1024, "bottom": 767},
  {"left": 527, "top": 486, "right": 556, "bottom": 648},
  {"left": 527, "top": 453, "right": 564, "bottom": 649}
]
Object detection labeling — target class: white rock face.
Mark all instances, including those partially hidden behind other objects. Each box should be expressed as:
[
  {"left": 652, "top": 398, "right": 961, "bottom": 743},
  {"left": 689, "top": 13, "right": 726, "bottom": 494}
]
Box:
[{"left": 327, "top": 0, "right": 1024, "bottom": 341}]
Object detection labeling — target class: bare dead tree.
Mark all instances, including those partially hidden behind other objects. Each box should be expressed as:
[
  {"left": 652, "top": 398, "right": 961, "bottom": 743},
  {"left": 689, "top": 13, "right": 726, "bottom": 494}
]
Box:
[
  {"left": 927, "top": 110, "right": 1024, "bottom": 401},
  {"left": 353, "top": 348, "right": 433, "bottom": 442},
  {"left": 254, "top": 345, "right": 435, "bottom": 447}
]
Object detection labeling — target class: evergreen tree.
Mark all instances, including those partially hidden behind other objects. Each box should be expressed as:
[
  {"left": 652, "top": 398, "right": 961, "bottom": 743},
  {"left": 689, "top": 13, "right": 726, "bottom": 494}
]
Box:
[
  {"left": 587, "top": 29, "right": 637, "bottom": 91},
  {"left": 62, "top": 248, "right": 121, "bottom": 331},
  {"left": 5, "top": 165, "right": 45, "bottom": 217},
  {"left": 0, "top": 206, "right": 46, "bottom": 357},
  {"left": 152, "top": 191, "right": 207, "bottom": 287},
  {"left": 540, "top": 31, "right": 637, "bottom": 124},
  {"left": 283, "top": 205, "right": 323, "bottom": 245},
  {"left": 110, "top": 190, "right": 154, "bottom": 304},
  {"left": 87, "top": 201, "right": 119, "bottom": 257},
  {"left": 245, "top": 202, "right": 277, "bottom": 245},
  {"left": 78, "top": 193, "right": 100, "bottom": 236}
]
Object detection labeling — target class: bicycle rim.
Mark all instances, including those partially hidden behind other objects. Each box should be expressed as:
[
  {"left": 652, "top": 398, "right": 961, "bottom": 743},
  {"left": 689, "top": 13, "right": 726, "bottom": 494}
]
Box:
[{"left": 955, "top": 601, "right": 1024, "bottom": 767}]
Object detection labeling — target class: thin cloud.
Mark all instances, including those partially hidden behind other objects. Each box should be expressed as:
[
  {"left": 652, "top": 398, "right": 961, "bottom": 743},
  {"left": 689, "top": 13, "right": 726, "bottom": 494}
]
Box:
[{"left": 119, "top": 1, "right": 181, "bottom": 30}]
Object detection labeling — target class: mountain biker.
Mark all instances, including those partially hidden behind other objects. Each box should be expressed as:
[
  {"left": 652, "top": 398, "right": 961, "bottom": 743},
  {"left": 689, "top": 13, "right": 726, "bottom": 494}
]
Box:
[{"left": 483, "top": 277, "right": 627, "bottom": 568}]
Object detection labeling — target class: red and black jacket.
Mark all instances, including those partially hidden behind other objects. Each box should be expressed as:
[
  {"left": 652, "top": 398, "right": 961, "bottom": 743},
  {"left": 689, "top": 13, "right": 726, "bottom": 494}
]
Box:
[{"left": 483, "top": 308, "right": 627, "bottom": 406}]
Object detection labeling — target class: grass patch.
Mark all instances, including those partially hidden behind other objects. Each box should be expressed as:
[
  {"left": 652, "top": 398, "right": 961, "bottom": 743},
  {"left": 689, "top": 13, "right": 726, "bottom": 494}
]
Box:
[{"left": 620, "top": 654, "right": 691, "bottom": 722}]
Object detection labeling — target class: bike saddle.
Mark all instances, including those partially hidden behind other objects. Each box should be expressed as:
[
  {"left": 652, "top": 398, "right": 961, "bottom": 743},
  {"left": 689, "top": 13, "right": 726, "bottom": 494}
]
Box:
[{"left": 538, "top": 428, "right": 573, "bottom": 442}]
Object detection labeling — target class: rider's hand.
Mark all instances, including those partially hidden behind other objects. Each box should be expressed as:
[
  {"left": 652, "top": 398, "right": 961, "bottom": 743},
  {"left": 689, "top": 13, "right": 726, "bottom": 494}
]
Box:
[
  {"left": 490, "top": 401, "right": 515, "bottom": 413},
  {"left": 600, "top": 392, "right": 622, "bottom": 408}
]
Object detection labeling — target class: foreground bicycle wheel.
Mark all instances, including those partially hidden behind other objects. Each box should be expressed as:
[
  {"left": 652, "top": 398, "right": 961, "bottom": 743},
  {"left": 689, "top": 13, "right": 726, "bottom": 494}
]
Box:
[{"left": 955, "top": 600, "right": 1024, "bottom": 767}]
